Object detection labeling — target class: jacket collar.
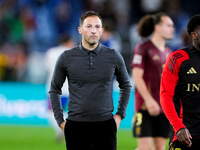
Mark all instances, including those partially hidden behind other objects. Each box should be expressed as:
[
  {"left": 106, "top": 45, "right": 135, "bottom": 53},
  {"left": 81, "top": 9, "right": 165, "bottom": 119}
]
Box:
[{"left": 79, "top": 43, "right": 102, "bottom": 55}]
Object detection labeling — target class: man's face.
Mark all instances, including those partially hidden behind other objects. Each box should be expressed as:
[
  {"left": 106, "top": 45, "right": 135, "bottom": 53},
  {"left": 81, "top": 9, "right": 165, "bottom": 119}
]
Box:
[
  {"left": 192, "top": 25, "right": 200, "bottom": 46},
  {"left": 157, "top": 16, "right": 175, "bottom": 40},
  {"left": 78, "top": 16, "right": 104, "bottom": 46}
]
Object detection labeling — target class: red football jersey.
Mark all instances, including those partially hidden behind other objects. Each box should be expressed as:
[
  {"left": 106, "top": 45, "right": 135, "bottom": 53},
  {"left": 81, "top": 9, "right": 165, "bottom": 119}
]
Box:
[
  {"left": 160, "top": 46, "right": 200, "bottom": 142},
  {"left": 131, "top": 40, "right": 172, "bottom": 112}
]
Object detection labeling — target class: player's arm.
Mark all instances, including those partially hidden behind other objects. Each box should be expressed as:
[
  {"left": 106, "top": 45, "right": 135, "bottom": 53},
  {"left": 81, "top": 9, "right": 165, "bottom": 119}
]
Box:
[
  {"left": 160, "top": 54, "right": 192, "bottom": 146},
  {"left": 160, "top": 51, "right": 187, "bottom": 134},
  {"left": 131, "top": 44, "right": 160, "bottom": 116},
  {"left": 132, "top": 67, "right": 160, "bottom": 116}
]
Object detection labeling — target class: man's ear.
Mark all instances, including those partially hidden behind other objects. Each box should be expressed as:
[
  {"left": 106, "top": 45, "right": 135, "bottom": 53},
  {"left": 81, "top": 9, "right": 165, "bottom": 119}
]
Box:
[
  {"left": 101, "top": 28, "right": 104, "bottom": 35},
  {"left": 78, "top": 27, "right": 82, "bottom": 34},
  {"left": 191, "top": 32, "right": 197, "bottom": 40}
]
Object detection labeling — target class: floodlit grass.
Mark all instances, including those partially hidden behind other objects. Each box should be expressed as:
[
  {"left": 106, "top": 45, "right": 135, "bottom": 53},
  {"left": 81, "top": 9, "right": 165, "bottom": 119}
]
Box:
[
  {"left": 0, "top": 125, "right": 168, "bottom": 150},
  {"left": 117, "top": 129, "right": 137, "bottom": 150},
  {"left": 0, "top": 125, "right": 66, "bottom": 150}
]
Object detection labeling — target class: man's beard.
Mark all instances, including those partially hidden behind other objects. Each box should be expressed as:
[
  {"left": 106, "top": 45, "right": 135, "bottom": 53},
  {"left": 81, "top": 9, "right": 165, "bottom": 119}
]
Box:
[
  {"left": 88, "top": 39, "right": 98, "bottom": 45},
  {"left": 89, "top": 41, "right": 97, "bottom": 45}
]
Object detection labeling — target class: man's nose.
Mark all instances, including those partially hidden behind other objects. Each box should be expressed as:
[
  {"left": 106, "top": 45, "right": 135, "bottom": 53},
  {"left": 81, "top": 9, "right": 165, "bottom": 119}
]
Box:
[{"left": 91, "top": 27, "right": 96, "bottom": 33}]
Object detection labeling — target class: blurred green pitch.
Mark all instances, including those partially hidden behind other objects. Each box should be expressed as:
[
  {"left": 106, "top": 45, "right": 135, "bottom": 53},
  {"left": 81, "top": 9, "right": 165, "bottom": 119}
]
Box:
[
  {"left": 0, "top": 125, "right": 137, "bottom": 150},
  {"left": 0, "top": 125, "right": 169, "bottom": 150}
]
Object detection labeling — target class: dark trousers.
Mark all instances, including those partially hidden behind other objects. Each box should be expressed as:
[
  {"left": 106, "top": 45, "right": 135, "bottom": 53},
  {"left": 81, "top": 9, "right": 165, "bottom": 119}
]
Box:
[{"left": 64, "top": 118, "right": 117, "bottom": 150}]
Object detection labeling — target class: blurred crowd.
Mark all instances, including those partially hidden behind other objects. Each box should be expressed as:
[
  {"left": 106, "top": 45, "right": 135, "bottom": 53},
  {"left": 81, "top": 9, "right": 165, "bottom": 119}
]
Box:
[{"left": 0, "top": 0, "right": 198, "bottom": 83}]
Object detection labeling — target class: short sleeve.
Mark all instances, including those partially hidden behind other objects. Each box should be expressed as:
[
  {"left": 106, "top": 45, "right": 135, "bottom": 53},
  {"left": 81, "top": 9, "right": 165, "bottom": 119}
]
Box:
[{"left": 131, "top": 44, "right": 146, "bottom": 70}]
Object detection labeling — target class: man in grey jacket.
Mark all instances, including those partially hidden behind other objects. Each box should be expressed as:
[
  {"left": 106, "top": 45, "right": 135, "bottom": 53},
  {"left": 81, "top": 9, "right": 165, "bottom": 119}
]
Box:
[{"left": 49, "top": 11, "right": 131, "bottom": 150}]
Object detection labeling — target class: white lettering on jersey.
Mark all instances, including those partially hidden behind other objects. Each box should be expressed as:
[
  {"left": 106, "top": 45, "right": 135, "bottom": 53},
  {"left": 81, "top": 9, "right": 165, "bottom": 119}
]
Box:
[{"left": 133, "top": 54, "right": 142, "bottom": 64}]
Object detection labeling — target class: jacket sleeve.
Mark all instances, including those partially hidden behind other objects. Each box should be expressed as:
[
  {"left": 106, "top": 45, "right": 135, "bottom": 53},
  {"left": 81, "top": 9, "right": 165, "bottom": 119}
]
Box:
[
  {"left": 114, "top": 50, "right": 132, "bottom": 119},
  {"left": 160, "top": 50, "right": 188, "bottom": 134},
  {"left": 49, "top": 52, "right": 67, "bottom": 126}
]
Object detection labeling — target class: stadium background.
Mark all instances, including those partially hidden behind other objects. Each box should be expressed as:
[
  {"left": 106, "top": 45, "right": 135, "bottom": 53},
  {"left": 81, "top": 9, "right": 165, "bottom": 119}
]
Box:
[{"left": 0, "top": 0, "right": 199, "bottom": 149}]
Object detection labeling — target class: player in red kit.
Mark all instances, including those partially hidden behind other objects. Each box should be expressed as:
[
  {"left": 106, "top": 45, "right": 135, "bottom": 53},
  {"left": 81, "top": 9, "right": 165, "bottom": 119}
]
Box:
[
  {"left": 131, "top": 13, "right": 174, "bottom": 150},
  {"left": 160, "top": 14, "right": 200, "bottom": 150}
]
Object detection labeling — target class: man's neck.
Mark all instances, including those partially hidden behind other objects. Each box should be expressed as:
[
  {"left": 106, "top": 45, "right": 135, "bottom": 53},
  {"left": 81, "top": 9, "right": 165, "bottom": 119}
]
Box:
[
  {"left": 193, "top": 42, "right": 200, "bottom": 51},
  {"left": 151, "top": 35, "right": 166, "bottom": 52}
]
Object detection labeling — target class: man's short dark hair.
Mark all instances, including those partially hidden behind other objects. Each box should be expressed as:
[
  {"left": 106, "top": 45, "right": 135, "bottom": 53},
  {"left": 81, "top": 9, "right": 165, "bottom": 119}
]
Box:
[
  {"left": 79, "top": 11, "right": 102, "bottom": 26},
  {"left": 187, "top": 14, "right": 200, "bottom": 36}
]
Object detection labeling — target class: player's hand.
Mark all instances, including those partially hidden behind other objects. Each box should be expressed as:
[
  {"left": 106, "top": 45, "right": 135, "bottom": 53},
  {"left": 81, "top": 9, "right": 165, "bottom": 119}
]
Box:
[
  {"left": 60, "top": 121, "right": 67, "bottom": 132},
  {"left": 145, "top": 99, "right": 160, "bottom": 116},
  {"left": 113, "top": 114, "right": 122, "bottom": 130},
  {"left": 176, "top": 128, "right": 192, "bottom": 147}
]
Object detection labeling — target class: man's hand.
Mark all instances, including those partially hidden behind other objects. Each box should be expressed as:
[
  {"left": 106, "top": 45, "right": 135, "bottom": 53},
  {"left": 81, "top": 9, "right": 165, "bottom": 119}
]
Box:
[
  {"left": 176, "top": 128, "right": 192, "bottom": 147},
  {"left": 60, "top": 121, "right": 67, "bottom": 132},
  {"left": 113, "top": 114, "right": 122, "bottom": 130},
  {"left": 145, "top": 98, "right": 160, "bottom": 116}
]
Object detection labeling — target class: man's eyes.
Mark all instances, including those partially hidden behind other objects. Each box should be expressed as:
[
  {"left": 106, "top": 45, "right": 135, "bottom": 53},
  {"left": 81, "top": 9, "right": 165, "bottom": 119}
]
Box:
[{"left": 86, "top": 25, "right": 100, "bottom": 28}]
